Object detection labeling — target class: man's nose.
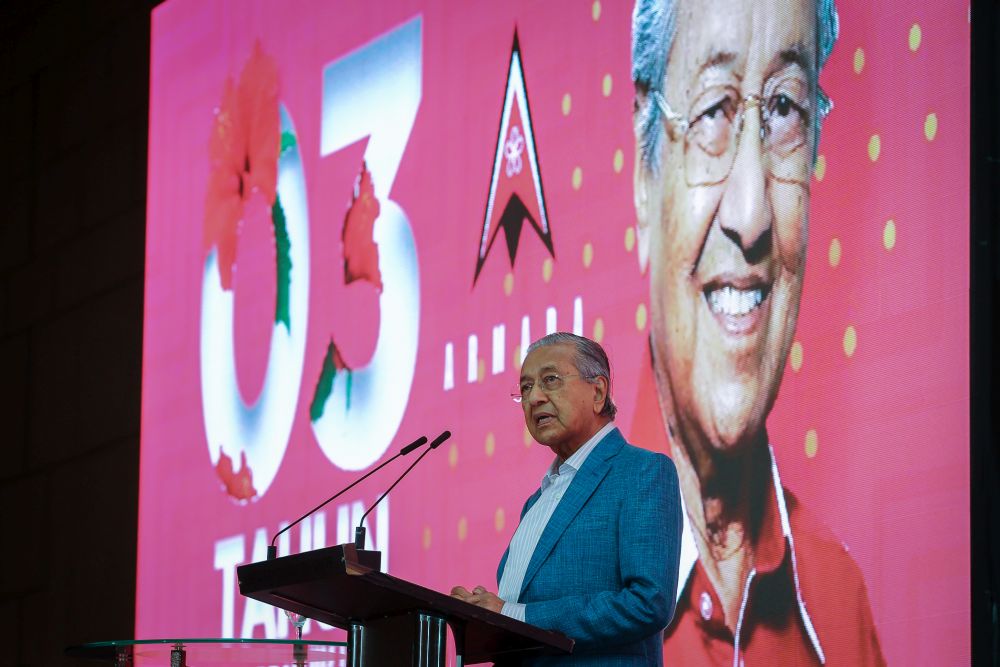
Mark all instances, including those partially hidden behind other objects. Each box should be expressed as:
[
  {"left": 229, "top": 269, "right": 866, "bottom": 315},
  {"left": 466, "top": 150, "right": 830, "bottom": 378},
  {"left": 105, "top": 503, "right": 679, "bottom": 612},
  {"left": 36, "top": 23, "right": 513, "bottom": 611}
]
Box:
[
  {"left": 717, "top": 107, "right": 773, "bottom": 260},
  {"left": 526, "top": 383, "right": 548, "bottom": 406}
]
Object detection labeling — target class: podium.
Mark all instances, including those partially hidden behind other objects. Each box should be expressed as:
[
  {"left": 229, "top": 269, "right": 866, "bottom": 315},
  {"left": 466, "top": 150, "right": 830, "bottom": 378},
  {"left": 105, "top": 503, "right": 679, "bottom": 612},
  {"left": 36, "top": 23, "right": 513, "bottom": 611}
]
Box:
[{"left": 237, "top": 544, "right": 573, "bottom": 666}]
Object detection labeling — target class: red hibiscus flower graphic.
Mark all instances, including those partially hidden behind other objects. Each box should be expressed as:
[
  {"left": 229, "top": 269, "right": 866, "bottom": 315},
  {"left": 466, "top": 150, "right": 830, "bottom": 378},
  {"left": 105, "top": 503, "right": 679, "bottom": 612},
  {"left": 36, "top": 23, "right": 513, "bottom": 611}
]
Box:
[
  {"left": 215, "top": 447, "right": 257, "bottom": 501},
  {"left": 342, "top": 162, "right": 384, "bottom": 292},
  {"left": 203, "top": 42, "right": 280, "bottom": 290}
]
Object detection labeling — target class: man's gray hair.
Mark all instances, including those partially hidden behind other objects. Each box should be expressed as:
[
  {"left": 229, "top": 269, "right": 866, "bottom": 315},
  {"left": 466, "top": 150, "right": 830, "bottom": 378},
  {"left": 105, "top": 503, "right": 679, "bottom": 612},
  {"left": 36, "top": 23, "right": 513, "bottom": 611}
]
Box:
[
  {"left": 526, "top": 332, "right": 617, "bottom": 420},
  {"left": 631, "top": 0, "right": 839, "bottom": 173}
]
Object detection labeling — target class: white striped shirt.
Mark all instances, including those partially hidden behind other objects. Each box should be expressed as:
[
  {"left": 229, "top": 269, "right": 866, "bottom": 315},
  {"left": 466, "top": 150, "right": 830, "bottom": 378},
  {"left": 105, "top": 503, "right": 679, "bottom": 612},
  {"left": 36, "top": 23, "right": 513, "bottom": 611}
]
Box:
[{"left": 498, "top": 422, "right": 617, "bottom": 621}]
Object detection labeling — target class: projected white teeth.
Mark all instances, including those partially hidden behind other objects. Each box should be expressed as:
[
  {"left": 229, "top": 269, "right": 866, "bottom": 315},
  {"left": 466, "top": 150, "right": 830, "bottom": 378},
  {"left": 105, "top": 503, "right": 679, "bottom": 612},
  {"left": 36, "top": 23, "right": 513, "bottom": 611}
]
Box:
[{"left": 708, "top": 286, "right": 764, "bottom": 316}]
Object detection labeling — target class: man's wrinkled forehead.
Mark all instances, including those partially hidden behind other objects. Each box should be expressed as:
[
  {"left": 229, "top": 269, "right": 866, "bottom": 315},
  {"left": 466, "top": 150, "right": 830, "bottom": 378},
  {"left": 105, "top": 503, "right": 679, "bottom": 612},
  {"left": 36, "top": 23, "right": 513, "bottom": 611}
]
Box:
[{"left": 670, "top": 0, "right": 818, "bottom": 85}]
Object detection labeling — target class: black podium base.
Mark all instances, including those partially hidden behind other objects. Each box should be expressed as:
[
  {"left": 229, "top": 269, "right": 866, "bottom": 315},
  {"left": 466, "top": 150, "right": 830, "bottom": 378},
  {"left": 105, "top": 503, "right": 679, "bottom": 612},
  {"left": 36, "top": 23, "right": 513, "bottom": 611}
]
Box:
[{"left": 347, "top": 611, "right": 447, "bottom": 667}]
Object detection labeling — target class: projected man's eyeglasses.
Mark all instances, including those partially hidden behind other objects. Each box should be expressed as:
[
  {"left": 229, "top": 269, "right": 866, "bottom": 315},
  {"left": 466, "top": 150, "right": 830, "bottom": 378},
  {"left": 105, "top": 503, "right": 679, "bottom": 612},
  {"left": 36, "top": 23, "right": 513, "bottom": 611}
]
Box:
[{"left": 653, "top": 80, "right": 813, "bottom": 187}]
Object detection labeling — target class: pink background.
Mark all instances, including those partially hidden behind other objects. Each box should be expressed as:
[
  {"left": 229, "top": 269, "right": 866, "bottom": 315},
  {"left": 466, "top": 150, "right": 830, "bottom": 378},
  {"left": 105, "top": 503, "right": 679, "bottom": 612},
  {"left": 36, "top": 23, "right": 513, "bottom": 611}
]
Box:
[{"left": 140, "top": 1, "right": 970, "bottom": 664}]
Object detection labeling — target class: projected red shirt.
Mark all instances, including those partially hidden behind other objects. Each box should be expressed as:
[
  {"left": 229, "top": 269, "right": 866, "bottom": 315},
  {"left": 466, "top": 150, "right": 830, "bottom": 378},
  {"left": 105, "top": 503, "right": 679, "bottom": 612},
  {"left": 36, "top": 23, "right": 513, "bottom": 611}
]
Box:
[{"left": 632, "top": 366, "right": 884, "bottom": 666}]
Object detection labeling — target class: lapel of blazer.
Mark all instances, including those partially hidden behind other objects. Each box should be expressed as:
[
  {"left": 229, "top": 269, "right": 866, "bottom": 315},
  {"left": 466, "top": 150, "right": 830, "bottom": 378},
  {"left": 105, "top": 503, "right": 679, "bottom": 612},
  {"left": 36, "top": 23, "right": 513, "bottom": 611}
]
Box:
[{"left": 518, "top": 427, "right": 625, "bottom": 598}]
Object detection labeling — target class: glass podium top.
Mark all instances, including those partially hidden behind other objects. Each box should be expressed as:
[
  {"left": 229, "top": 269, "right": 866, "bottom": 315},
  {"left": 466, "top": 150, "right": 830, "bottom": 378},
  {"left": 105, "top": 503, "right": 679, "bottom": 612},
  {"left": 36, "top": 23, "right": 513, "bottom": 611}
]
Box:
[{"left": 65, "top": 638, "right": 348, "bottom": 665}]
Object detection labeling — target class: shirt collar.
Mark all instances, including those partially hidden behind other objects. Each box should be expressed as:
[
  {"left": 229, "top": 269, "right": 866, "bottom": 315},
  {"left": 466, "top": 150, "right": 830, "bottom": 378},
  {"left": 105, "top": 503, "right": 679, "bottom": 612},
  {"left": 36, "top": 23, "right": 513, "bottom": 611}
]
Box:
[{"left": 541, "top": 421, "right": 616, "bottom": 488}]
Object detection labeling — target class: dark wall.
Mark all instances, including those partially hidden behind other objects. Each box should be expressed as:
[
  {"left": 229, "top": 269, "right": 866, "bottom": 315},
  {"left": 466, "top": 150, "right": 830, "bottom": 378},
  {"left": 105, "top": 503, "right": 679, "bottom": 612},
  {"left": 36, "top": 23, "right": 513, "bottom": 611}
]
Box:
[
  {"left": 971, "top": 0, "right": 1000, "bottom": 664},
  {"left": 0, "top": 2, "right": 157, "bottom": 664}
]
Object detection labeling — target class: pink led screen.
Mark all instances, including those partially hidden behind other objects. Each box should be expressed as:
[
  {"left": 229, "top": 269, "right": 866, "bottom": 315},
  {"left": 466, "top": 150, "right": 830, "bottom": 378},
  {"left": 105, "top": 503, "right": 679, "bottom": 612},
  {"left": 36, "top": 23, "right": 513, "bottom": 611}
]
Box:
[{"left": 140, "top": 1, "right": 970, "bottom": 663}]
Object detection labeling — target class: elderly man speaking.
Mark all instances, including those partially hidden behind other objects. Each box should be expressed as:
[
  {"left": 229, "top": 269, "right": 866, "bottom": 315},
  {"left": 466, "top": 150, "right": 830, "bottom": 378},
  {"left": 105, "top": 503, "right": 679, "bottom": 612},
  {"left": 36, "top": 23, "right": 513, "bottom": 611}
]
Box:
[
  {"left": 452, "top": 332, "right": 682, "bottom": 665},
  {"left": 631, "top": 0, "right": 885, "bottom": 664}
]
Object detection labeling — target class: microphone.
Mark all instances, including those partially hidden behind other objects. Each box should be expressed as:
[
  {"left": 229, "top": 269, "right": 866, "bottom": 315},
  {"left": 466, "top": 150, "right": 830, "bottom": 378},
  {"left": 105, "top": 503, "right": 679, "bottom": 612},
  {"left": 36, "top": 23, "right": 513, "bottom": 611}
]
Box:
[
  {"left": 267, "top": 434, "right": 428, "bottom": 560},
  {"left": 354, "top": 430, "right": 452, "bottom": 550}
]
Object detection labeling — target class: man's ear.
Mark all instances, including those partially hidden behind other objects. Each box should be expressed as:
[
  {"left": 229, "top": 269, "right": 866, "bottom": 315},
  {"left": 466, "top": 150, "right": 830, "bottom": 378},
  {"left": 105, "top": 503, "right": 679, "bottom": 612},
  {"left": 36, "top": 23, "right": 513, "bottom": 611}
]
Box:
[
  {"left": 633, "top": 151, "right": 652, "bottom": 274},
  {"left": 591, "top": 376, "right": 609, "bottom": 415}
]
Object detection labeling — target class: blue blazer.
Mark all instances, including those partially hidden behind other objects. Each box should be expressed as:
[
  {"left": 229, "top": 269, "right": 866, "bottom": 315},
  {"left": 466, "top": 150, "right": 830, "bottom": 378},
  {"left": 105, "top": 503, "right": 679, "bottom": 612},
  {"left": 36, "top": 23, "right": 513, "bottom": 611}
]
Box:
[{"left": 497, "top": 427, "right": 682, "bottom": 666}]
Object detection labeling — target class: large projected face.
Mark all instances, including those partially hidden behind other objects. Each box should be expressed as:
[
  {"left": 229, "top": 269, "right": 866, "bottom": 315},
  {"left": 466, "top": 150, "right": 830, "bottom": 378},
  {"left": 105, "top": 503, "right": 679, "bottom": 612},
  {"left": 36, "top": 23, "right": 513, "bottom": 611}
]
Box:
[{"left": 637, "top": 0, "right": 815, "bottom": 455}]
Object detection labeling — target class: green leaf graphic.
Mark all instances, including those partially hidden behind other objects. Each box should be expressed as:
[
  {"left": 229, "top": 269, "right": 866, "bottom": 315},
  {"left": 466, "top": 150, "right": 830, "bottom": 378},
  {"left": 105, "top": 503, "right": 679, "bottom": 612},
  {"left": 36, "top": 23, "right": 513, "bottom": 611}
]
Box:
[
  {"left": 309, "top": 340, "right": 354, "bottom": 422},
  {"left": 310, "top": 341, "right": 353, "bottom": 422},
  {"left": 272, "top": 195, "right": 292, "bottom": 331},
  {"left": 280, "top": 130, "right": 297, "bottom": 155},
  {"left": 345, "top": 369, "right": 352, "bottom": 412},
  {"left": 310, "top": 343, "right": 336, "bottom": 422}
]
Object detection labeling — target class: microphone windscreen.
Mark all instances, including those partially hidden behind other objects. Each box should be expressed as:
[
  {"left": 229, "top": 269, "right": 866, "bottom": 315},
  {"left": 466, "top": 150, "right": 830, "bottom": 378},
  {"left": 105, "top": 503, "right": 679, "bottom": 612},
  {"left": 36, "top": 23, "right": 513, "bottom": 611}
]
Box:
[
  {"left": 429, "top": 430, "right": 452, "bottom": 449},
  {"left": 400, "top": 435, "right": 428, "bottom": 455}
]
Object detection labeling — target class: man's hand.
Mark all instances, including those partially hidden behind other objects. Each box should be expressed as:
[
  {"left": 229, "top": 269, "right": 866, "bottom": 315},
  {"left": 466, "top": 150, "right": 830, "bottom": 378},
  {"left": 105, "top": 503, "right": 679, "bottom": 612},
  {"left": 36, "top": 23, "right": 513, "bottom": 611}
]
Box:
[{"left": 450, "top": 585, "right": 504, "bottom": 613}]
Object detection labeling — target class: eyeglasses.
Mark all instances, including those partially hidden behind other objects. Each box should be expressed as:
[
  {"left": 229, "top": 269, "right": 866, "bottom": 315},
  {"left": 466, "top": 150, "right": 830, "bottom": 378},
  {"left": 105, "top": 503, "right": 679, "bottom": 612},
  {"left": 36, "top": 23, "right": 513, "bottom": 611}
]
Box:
[
  {"left": 511, "top": 373, "right": 582, "bottom": 403},
  {"left": 653, "top": 77, "right": 813, "bottom": 187}
]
